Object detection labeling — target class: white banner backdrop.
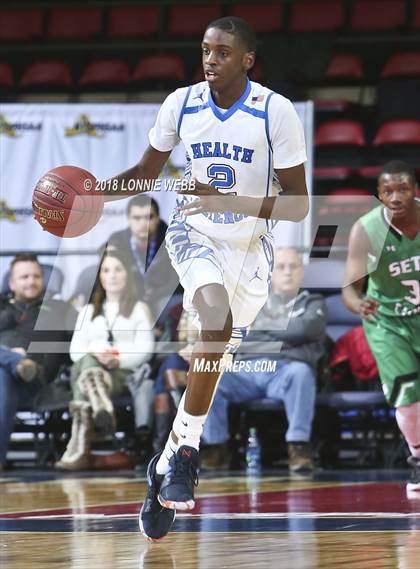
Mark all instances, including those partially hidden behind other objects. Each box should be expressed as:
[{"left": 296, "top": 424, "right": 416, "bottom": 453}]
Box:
[{"left": 0, "top": 102, "right": 313, "bottom": 299}]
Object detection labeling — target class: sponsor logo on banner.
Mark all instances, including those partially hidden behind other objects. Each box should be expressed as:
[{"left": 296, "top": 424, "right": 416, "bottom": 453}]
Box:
[
  {"left": 0, "top": 113, "right": 42, "bottom": 137},
  {"left": 65, "top": 114, "right": 124, "bottom": 137},
  {"left": 0, "top": 200, "right": 17, "bottom": 222}
]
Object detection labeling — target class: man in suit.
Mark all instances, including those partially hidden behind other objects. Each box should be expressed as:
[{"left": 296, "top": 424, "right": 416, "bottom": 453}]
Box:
[{"left": 106, "top": 195, "right": 181, "bottom": 317}]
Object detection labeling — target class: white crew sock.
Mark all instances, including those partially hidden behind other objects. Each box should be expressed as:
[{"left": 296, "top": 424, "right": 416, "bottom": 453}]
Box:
[
  {"left": 155, "top": 352, "right": 232, "bottom": 469},
  {"left": 177, "top": 410, "right": 206, "bottom": 451},
  {"left": 156, "top": 435, "right": 178, "bottom": 475}
]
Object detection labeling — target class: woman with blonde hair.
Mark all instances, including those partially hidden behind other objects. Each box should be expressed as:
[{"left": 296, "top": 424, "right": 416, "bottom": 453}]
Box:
[{"left": 56, "top": 250, "right": 154, "bottom": 470}]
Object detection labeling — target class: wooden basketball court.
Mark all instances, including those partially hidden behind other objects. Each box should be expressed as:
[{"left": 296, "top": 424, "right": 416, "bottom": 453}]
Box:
[{"left": 1, "top": 468, "right": 419, "bottom": 568}]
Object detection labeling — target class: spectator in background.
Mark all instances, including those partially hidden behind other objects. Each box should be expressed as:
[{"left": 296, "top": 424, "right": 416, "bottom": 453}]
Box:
[
  {"left": 56, "top": 250, "right": 155, "bottom": 470},
  {"left": 0, "top": 254, "right": 77, "bottom": 470},
  {"left": 202, "top": 248, "right": 327, "bottom": 472},
  {"left": 106, "top": 195, "right": 182, "bottom": 317}
]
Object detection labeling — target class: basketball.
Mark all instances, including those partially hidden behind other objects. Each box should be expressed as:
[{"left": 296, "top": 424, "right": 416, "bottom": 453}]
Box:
[{"left": 32, "top": 165, "right": 104, "bottom": 238}]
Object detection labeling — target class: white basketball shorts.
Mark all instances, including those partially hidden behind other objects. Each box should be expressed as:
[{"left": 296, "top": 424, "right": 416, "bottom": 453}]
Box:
[{"left": 165, "top": 216, "right": 274, "bottom": 330}]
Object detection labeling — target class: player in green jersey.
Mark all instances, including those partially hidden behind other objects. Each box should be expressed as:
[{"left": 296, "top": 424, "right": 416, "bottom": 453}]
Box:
[{"left": 342, "top": 160, "right": 419, "bottom": 491}]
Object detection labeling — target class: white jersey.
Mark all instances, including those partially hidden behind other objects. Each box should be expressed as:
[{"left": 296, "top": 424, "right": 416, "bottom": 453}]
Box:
[{"left": 149, "top": 79, "right": 307, "bottom": 242}]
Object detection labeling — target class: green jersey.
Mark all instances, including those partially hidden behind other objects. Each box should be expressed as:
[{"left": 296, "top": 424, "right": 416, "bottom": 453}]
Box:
[{"left": 360, "top": 203, "right": 420, "bottom": 318}]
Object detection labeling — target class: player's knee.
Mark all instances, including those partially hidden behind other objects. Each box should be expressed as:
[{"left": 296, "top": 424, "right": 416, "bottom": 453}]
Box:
[
  {"left": 200, "top": 312, "right": 233, "bottom": 343},
  {"left": 194, "top": 284, "right": 233, "bottom": 340}
]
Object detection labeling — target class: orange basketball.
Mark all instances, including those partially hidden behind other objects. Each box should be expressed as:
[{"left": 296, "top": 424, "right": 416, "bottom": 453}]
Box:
[{"left": 32, "top": 165, "right": 104, "bottom": 238}]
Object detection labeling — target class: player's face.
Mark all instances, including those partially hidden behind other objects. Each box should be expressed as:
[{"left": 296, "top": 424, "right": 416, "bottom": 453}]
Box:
[
  {"left": 271, "top": 250, "right": 304, "bottom": 296},
  {"left": 9, "top": 261, "right": 43, "bottom": 302},
  {"left": 378, "top": 173, "right": 417, "bottom": 220},
  {"left": 128, "top": 205, "right": 159, "bottom": 243},
  {"left": 201, "top": 28, "right": 254, "bottom": 92},
  {"left": 100, "top": 257, "right": 127, "bottom": 297}
]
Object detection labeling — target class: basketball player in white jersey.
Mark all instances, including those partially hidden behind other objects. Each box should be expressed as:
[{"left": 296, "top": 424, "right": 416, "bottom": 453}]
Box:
[{"left": 104, "top": 17, "right": 309, "bottom": 540}]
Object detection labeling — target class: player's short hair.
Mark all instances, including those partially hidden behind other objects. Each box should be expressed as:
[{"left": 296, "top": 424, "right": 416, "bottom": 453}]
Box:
[
  {"left": 205, "top": 17, "right": 257, "bottom": 52},
  {"left": 380, "top": 160, "right": 417, "bottom": 185},
  {"left": 10, "top": 253, "right": 42, "bottom": 273},
  {"left": 127, "top": 194, "right": 160, "bottom": 217}
]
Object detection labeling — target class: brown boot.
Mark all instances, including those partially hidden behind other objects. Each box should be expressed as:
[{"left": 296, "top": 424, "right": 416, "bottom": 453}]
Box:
[
  {"left": 55, "top": 401, "right": 93, "bottom": 470},
  {"left": 77, "top": 367, "right": 116, "bottom": 436},
  {"left": 288, "top": 443, "right": 314, "bottom": 473},
  {"left": 200, "top": 444, "right": 230, "bottom": 470}
]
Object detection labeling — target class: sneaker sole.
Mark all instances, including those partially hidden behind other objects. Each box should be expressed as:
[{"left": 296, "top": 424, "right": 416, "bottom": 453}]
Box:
[
  {"left": 157, "top": 495, "right": 195, "bottom": 511},
  {"left": 138, "top": 510, "right": 176, "bottom": 542},
  {"left": 407, "top": 481, "right": 420, "bottom": 491}
]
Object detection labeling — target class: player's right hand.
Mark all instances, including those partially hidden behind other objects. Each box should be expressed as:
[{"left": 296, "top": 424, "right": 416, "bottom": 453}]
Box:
[{"left": 358, "top": 296, "right": 379, "bottom": 319}]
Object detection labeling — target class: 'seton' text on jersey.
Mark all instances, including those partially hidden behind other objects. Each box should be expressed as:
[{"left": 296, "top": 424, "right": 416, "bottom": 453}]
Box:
[
  {"left": 389, "top": 255, "right": 420, "bottom": 276},
  {"left": 191, "top": 142, "right": 254, "bottom": 163}
]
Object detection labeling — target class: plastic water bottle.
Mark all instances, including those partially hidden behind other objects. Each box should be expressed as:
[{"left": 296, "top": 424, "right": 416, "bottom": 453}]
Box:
[{"left": 246, "top": 427, "right": 261, "bottom": 473}]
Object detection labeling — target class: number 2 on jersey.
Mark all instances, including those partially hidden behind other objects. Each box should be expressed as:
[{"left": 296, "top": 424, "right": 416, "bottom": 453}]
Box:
[{"left": 207, "top": 164, "right": 236, "bottom": 192}]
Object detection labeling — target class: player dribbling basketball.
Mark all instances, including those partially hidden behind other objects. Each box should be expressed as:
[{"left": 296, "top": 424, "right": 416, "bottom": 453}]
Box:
[
  {"left": 104, "top": 17, "right": 309, "bottom": 540},
  {"left": 343, "top": 161, "right": 420, "bottom": 492}
]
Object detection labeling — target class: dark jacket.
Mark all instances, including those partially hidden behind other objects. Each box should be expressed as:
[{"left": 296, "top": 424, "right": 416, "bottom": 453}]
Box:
[
  {"left": 106, "top": 220, "right": 182, "bottom": 310},
  {"left": 0, "top": 295, "right": 77, "bottom": 381},
  {"left": 237, "top": 290, "right": 327, "bottom": 370}
]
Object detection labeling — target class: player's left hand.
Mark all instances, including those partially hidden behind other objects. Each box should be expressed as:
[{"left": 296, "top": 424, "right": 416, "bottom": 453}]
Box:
[{"left": 177, "top": 178, "right": 231, "bottom": 216}]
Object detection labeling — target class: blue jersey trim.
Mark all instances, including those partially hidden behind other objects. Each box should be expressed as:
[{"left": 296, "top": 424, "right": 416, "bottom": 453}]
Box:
[
  {"left": 183, "top": 103, "right": 210, "bottom": 114},
  {"left": 265, "top": 148, "right": 272, "bottom": 233},
  {"left": 264, "top": 91, "right": 274, "bottom": 153},
  {"left": 208, "top": 79, "right": 251, "bottom": 122},
  {"left": 177, "top": 86, "right": 192, "bottom": 137},
  {"left": 239, "top": 104, "right": 266, "bottom": 119}
]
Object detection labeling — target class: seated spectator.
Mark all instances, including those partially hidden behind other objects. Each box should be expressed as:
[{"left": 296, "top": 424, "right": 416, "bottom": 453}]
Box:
[
  {"left": 153, "top": 307, "right": 198, "bottom": 453},
  {"left": 56, "top": 250, "right": 154, "bottom": 470},
  {"left": 201, "top": 248, "right": 327, "bottom": 472},
  {"left": 0, "top": 254, "right": 77, "bottom": 470},
  {"left": 105, "top": 195, "right": 182, "bottom": 318}
]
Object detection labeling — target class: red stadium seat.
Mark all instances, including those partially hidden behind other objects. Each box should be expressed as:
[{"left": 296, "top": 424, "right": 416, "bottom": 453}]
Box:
[
  {"left": 414, "top": 0, "right": 420, "bottom": 28},
  {"left": 133, "top": 55, "right": 186, "bottom": 82},
  {"left": 20, "top": 61, "right": 72, "bottom": 88},
  {"left": 314, "top": 188, "right": 372, "bottom": 249},
  {"left": 79, "top": 60, "right": 130, "bottom": 87},
  {"left": 230, "top": 4, "right": 283, "bottom": 33},
  {"left": 0, "top": 9, "right": 42, "bottom": 41},
  {"left": 315, "top": 120, "right": 366, "bottom": 147},
  {"left": 355, "top": 166, "right": 381, "bottom": 178},
  {"left": 314, "top": 166, "right": 352, "bottom": 180},
  {"left": 325, "top": 54, "right": 364, "bottom": 80},
  {"left": 0, "top": 63, "right": 13, "bottom": 87},
  {"left": 319, "top": 188, "right": 372, "bottom": 215},
  {"left": 47, "top": 8, "right": 102, "bottom": 39},
  {"left": 107, "top": 6, "right": 160, "bottom": 38},
  {"left": 289, "top": 1, "right": 344, "bottom": 32},
  {"left": 350, "top": 0, "right": 406, "bottom": 32},
  {"left": 168, "top": 4, "right": 222, "bottom": 36},
  {"left": 381, "top": 52, "right": 420, "bottom": 78},
  {"left": 373, "top": 120, "right": 420, "bottom": 145}
]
